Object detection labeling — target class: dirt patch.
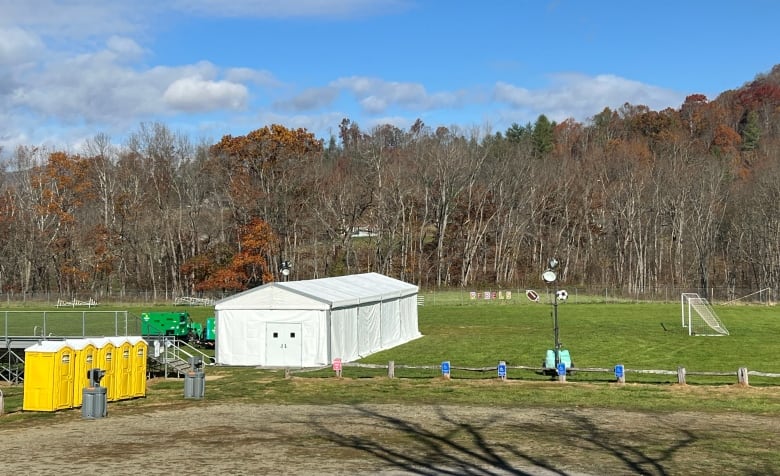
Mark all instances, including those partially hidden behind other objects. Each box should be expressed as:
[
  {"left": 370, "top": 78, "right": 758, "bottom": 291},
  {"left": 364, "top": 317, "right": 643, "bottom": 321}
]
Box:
[{"left": 2, "top": 402, "right": 778, "bottom": 475}]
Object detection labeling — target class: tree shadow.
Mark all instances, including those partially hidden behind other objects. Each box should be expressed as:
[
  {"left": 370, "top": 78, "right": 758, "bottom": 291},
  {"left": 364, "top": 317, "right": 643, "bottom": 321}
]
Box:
[
  {"left": 313, "top": 406, "right": 699, "bottom": 475},
  {"left": 509, "top": 411, "right": 697, "bottom": 476}
]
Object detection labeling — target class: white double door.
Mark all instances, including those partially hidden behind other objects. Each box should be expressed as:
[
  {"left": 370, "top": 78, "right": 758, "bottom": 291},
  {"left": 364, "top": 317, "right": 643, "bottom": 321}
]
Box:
[{"left": 265, "top": 322, "right": 302, "bottom": 367}]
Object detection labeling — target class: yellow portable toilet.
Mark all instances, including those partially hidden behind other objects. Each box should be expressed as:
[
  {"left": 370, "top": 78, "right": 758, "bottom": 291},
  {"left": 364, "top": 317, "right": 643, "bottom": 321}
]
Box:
[
  {"left": 66, "top": 338, "right": 98, "bottom": 408},
  {"left": 91, "top": 337, "right": 117, "bottom": 402},
  {"left": 127, "top": 336, "right": 148, "bottom": 398},
  {"left": 23, "top": 341, "right": 76, "bottom": 412},
  {"left": 109, "top": 336, "right": 132, "bottom": 401}
]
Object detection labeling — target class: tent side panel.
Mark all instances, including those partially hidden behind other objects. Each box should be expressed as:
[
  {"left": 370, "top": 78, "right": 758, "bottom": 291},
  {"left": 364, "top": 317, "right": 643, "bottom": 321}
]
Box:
[
  {"left": 300, "top": 310, "right": 329, "bottom": 366},
  {"left": 400, "top": 293, "right": 422, "bottom": 341},
  {"left": 330, "top": 306, "right": 360, "bottom": 363},
  {"left": 358, "top": 303, "right": 382, "bottom": 357},
  {"left": 216, "top": 309, "right": 267, "bottom": 366},
  {"left": 379, "top": 299, "right": 402, "bottom": 347}
]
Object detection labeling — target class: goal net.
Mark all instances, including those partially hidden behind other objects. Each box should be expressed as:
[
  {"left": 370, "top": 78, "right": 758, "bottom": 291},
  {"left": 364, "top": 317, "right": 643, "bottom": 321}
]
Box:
[{"left": 681, "top": 293, "right": 729, "bottom": 336}]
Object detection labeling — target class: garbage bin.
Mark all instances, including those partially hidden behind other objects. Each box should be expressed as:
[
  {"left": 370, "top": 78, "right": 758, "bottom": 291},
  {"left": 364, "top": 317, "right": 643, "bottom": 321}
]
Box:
[
  {"left": 82, "top": 368, "right": 107, "bottom": 419},
  {"left": 184, "top": 357, "right": 205, "bottom": 399},
  {"left": 82, "top": 386, "right": 107, "bottom": 419}
]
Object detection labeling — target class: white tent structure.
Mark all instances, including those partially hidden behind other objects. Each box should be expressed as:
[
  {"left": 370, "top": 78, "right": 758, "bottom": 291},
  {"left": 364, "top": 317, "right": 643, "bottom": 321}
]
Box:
[{"left": 214, "top": 273, "right": 422, "bottom": 367}]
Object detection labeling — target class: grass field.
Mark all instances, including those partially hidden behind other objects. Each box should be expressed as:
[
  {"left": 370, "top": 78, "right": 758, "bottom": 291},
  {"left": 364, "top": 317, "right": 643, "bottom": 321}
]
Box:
[
  {"left": 3, "top": 299, "right": 780, "bottom": 474},
  {"left": 338, "top": 300, "right": 780, "bottom": 385},
  {"left": 3, "top": 298, "right": 780, "bottom": 413}
]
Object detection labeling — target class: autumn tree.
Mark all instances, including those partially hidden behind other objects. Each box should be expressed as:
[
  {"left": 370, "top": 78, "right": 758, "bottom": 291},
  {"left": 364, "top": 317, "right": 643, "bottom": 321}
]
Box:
[
  {"left": 209, "top": 124, "right": 323, "bottom": 273},
  {"left": 191, "top": 217, "right": 278, "bottom": 291}
]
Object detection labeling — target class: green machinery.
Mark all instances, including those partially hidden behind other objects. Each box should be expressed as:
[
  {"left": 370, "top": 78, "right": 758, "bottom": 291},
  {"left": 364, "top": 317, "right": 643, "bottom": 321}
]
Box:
[
  {"left": 202, "top": 317, "right": 216, "bottom": 348},
  {"left": 140, "top": 311, "right": 215, "bottom": 347},
  {"left": 140, "top": 311, "right": 202, "bottom": 341}
]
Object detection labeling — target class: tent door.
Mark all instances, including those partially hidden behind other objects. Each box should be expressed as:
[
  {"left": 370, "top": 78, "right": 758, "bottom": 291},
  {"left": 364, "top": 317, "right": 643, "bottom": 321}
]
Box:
[{"left": 265, "top": 323, "right": 303, "bottom": 367}]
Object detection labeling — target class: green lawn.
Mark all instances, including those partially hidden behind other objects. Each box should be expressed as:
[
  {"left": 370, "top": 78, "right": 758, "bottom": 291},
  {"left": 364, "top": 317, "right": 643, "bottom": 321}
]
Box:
[
  {"left": 355, "top": 301, "right": 780, "bottom": 385},
  {"left": 3, "top": 300, "right": 780, "bottom": 416}
]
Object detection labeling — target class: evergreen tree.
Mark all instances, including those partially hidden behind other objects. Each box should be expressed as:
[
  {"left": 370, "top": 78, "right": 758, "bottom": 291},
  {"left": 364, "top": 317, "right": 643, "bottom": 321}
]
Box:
[
  {"left": 506, "top": 122, "right": 532, "bottom": 144},
  {"left": 740, "top": 110, "right": 761, "bottom": 151},
  {"left": 532, "top": 114, "right": 555, "bottom": 157}
]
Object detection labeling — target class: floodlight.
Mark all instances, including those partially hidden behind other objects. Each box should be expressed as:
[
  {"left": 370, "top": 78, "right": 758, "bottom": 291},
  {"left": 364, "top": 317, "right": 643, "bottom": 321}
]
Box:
[{"left": 279, "top": 260, "right": 291, "bottom": 277}]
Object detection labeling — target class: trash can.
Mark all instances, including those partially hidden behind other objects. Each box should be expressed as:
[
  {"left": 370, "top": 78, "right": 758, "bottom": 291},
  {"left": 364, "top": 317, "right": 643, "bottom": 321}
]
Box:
[
  {"left": 82, "top": 368, "right": 107, "bottom": 419},
  {"left": 82, "top": 386, "right": 107, "bottom": 419},
  {"left": 184, "top": 357, "right": 205, "bottom": 399}
]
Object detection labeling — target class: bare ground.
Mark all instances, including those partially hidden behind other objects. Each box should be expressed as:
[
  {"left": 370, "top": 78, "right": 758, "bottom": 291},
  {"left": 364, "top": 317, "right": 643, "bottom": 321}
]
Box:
[{"left": 2, "top": 398, "right": 779, "bottom": 475}]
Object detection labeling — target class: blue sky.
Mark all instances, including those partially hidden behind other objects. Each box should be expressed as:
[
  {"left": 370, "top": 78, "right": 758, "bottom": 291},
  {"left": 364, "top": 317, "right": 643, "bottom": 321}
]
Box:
[{"left": 1, "top": 0, "right": 777, "bottom": 153}]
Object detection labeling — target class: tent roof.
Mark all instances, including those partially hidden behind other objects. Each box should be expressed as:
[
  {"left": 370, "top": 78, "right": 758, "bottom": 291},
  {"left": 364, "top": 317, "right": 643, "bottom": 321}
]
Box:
[{"left": 215, "top": 272, "right": 418, "bottom": 310}]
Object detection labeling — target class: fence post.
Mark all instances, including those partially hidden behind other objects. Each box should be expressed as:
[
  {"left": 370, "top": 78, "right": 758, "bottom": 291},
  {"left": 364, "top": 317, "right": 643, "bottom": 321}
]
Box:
[
  {"left": 737, "top": 367, "right": 749, "bottom": 386},
  {"left": 388, "top": 360, "right": 395, "bottom": 379},
  {"left": 615, "top": 364, "right": 625, "bottom": 384},
  {"left": 441, "top": 361, "right": 451, "bottom": 380},
  {"left": 677, "top": 366, "right": 686, "bottom": 385}
]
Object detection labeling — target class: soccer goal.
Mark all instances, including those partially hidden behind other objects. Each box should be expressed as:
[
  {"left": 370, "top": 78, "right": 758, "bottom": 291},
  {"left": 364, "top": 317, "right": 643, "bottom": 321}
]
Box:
[{"left": 681, "top": 293, "right": 729, "bottom": 336}]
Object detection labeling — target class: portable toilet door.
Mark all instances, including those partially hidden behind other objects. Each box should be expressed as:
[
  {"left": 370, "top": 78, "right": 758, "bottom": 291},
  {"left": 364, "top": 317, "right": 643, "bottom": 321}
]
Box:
[
  {"left": 66, "top": 339, "right": 97, "bottom": 408},
  {"left": 109, "top": 336, "right": 132, "bottom": 401},
  {"left": 22, "top": 341, "right": 76, "bottom": 412},
  {"left": 92, "top": 337, "right": 117, "bottom": 401},
  {"left": 127, "top": 336, "right": 148, "bottom": 398}
]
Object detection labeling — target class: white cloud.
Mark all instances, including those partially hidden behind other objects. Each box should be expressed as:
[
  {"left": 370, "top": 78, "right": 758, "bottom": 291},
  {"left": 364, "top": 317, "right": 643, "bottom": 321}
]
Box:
[
  {"left": 0, "top": 1, "right": 146, "bottom": 39},
  {"left": 225, "top": 68, "right": 281, "bottom": 88},
  {"left": 494, "top": 73, "right": 684, "bottom": 123},
  {"left": 167, "top": 0, "right": 412, "bottom": 19},
  {"left": 0, "top": 27, "right": 44, "bottom": 66},
  {"left": 330, "top": 76, "right": 467, "bottom": 114},
  {"left": 274, "top": 86, "right": 340, "bottom": 112},
  {"left": 106, "top": 36, "right": 146, "bottom": 61},
  {"left": 164, "top": 76, "right": 248, "bottom": 112}
]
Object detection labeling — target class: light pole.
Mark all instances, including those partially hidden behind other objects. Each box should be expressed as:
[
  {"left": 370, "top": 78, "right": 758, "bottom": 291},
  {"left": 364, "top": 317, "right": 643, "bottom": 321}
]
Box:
[
  {"left": 279, "top": 260, "right": 291, "bottom": 282},
  {"left": 542, "top": 258, "right": 561, "bottom": 367}
]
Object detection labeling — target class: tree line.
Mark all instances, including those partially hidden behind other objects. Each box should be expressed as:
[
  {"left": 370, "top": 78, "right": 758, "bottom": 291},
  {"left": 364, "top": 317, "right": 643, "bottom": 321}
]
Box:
[{"left": 2, "top": 66, "right": 780, "bottom": 300}]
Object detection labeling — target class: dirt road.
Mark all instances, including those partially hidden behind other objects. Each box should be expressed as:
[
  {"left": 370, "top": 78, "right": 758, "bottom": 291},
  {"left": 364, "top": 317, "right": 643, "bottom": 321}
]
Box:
[{"left": 2, "top": 401, "right": 778, "bottom": 475}]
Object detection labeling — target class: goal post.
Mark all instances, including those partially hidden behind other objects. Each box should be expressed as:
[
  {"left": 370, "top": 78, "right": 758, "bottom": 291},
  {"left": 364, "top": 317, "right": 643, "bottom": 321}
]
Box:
[
  {"left": 680, "top": 293, "right": 700, "bottom": 328},
  {"left": 681, "top": 293, "right": 729, "bottom": 336}
]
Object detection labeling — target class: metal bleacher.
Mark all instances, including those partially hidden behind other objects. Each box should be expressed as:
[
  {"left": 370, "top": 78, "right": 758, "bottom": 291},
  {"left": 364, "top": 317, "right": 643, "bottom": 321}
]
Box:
[{"left": 145, "top": 336, "right": 213, "bottom": 378}]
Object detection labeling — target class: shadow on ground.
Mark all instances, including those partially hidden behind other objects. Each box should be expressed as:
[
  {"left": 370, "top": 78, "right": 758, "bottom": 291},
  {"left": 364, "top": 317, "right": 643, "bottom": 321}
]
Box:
[{"left": 313, "top": 406, "right": 697, "bottom": 475}]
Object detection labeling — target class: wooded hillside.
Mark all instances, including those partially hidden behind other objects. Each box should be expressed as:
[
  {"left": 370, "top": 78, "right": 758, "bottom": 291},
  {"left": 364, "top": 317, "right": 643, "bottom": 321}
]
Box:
[{"left": 2, "top": 65, "right": 780, "bottom": 300}]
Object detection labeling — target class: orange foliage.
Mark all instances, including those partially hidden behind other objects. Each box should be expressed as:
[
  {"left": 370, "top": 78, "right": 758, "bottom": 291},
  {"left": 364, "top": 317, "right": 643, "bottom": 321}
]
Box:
[
  {"left": 197, "top": 268, "right": 247, "bottom": 292},
  {"left": 192, "top": 217, "right": 278, "bottom": 292},
  {"left": 711, "top": 124, "right": 742, "bottom": 152},
  {"left": 209, "top": 124, "right": 323, "bottom": 219}
]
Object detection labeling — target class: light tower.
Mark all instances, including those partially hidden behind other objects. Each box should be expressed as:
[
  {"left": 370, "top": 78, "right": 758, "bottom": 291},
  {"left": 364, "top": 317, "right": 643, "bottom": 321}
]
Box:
[{"left": 542, "top": 258, "right": 561, "bottom": 367}]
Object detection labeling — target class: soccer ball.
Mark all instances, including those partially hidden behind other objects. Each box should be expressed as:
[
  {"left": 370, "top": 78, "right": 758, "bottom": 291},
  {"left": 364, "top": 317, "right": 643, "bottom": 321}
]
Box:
[{"left": 556, "top": 289, "right": 568, "bottom": 301}]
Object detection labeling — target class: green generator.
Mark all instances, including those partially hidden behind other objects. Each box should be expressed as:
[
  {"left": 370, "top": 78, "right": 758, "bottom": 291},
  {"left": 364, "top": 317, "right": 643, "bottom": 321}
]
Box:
[
  {"left": 202, "top": 317, "right": 216, "bottom": 347},
  {"left": 140, "top": 311, "right": 195, "bottom": 340}
]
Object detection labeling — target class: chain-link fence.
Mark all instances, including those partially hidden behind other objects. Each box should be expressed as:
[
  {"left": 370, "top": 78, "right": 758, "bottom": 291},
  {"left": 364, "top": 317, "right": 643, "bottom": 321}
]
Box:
[
  {"left": 0, "top": 286, "right": 774, "bottom": 308},
  {"left": 1, "top": 310, "right": 135, "bottom": 338},
  {"left": 416, "top": 286, "right": 775, "bottom": 306}
]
